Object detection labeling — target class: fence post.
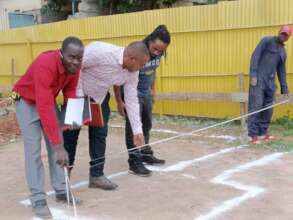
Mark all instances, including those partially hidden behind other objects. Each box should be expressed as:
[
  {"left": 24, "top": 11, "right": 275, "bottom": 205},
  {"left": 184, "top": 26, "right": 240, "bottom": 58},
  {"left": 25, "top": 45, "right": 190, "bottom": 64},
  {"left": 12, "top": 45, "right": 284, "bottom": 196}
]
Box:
[
  {"left": 239, "top": 72, "right": 245, "bottom": 128},
  {"left": 11, "top": 58, "right": 15, "bottom": 86},
  {"left": 26, "top": 40, "right": 34, "bottom": 62}
]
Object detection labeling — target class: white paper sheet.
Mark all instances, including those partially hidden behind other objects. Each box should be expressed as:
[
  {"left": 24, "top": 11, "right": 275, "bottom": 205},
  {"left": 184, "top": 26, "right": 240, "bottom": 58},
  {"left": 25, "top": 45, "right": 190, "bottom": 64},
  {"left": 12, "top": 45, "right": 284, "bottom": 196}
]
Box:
[{"left": 64, "top": 98, "right": 84, "bottom": 126}]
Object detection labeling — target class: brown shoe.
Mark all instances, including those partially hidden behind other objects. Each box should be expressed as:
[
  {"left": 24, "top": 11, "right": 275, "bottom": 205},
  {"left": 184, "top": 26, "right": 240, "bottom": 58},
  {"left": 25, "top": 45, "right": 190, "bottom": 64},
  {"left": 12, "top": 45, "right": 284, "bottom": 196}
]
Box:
[
  {"left": 56, "top": 193, "right": 82, "bottom": 205},
  {"left": 88, "top": 175, "right": 118, "bottom": 190}
]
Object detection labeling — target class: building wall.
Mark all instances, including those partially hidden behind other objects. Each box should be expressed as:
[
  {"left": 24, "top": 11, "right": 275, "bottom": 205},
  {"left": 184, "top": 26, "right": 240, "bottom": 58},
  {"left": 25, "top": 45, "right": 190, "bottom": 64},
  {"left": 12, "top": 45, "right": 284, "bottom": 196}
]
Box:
[
  {"left": 0, "top": 8, "right": 9, "bottom": 30},
  {"left": 0, "top": 0, "right": 45, "bottom": 30},
  {"left": 0, "top": 0, "right": 292, "bottom": 119},
  {"left": 0, "top": 0, "right": 43, "bottom": 12}
]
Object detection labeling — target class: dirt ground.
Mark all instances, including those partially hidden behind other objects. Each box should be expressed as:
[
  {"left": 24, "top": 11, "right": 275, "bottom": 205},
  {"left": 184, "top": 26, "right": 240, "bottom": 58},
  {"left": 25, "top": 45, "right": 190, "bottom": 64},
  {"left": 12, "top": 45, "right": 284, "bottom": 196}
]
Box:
[
  {"left": 0, "top": 111, "right": 20, "bottom": 146},
  {"left": 1, "top": 111, "right": 293, "bottom": 220}
]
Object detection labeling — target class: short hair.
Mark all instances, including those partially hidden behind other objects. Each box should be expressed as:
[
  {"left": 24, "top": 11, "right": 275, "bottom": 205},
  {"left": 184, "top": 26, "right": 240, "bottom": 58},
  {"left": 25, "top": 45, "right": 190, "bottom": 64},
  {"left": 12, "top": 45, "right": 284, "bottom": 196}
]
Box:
[
  {"left": 126, "top": 41, "right": 150, "bottom": 58},
  {"left": 61, "top": 36, "right": 84, "bottom": 51}
]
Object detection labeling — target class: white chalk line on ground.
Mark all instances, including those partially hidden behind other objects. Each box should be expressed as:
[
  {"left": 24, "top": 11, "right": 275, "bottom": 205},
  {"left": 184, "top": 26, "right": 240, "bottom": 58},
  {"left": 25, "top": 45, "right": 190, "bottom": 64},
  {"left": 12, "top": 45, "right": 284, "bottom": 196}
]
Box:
[
  {"left": 147, "top": 145, "right": 247, "bottom": 172},
  {"left": 110, "top": 124, "right": 238, "bottom": 142},
  {"left": 21, "top": 145, "right": 244, "bottom": 206},
  {"left": 20, "top": 124, "right": 239, "bottom": 209},
  {"left": 181, "top": 173, "right": 198, "bottom": 180},
  {"left": 20, "top": 144, "right": 246, "bottom": 220},
  {"left": 33, "top": 207, "right": 95, "bottom": 220},
  {"left": 194, "top": 152, "right": 285, "bottom": 220},
  {"left": 103, "top": 99, "right": 289, "bottom": 162},
  {"left": 18, "top": 100, "right": 289, "bottom": 219},
  {"left": 20, "top": 171, "right": 128, "bottom": 207}
]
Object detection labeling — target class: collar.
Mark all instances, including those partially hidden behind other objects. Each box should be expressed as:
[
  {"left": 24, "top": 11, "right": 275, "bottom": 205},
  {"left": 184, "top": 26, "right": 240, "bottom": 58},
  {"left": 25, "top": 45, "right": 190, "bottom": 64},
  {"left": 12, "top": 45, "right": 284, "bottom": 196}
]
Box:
[
  {"left": 275, "top": 36, "right": 285, "bottom": 47},
  {"left": 151, "top": 55, "right": 162, "bottom": 60},
  {"left": 118, "top": 48, "right": 124, "bottom": 66},
  {"left": 57, "top": 50, "right": 66, "bottom": 74}
]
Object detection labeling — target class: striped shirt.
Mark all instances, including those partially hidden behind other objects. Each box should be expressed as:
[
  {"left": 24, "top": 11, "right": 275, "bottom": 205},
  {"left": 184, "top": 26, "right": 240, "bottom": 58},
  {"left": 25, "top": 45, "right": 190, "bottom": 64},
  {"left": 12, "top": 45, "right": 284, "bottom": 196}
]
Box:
[{"left": 77, "top": 41, "right": 142, "bottom": 134}]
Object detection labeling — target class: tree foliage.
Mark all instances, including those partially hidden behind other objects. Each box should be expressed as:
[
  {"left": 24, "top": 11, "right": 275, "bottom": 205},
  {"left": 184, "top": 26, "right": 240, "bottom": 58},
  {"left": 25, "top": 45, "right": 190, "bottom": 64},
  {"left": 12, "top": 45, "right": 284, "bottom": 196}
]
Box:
[
  {"left": 97, "top": 0, "right": 178, "bottom": 14},
  {"left": 41, "top": 0, "right": 178, "bottom": 16},
  {"left": 41, "top": 0, "right": 67, "bottom": 16}
]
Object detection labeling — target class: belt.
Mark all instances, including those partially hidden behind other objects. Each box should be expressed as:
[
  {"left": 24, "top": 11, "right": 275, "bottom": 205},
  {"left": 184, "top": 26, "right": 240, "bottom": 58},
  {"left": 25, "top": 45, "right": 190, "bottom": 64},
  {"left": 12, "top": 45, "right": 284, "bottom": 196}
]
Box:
[{"left": 10, "top": 91, "right": 21, "bottom": 101}]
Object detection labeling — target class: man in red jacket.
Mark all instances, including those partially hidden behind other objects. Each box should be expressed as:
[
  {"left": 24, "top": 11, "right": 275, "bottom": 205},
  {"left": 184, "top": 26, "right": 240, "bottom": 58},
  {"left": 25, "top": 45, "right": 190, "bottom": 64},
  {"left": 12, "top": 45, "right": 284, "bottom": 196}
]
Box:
[{"left": 13, "top": 36, "right": 84, "bottom": 219}]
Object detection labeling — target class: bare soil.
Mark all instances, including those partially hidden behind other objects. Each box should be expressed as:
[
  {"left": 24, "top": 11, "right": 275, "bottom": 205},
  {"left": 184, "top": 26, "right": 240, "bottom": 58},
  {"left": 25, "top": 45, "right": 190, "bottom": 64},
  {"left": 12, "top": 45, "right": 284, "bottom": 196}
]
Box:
[{"left": 0, "top": 112, "right": 293, "bottom": 220}]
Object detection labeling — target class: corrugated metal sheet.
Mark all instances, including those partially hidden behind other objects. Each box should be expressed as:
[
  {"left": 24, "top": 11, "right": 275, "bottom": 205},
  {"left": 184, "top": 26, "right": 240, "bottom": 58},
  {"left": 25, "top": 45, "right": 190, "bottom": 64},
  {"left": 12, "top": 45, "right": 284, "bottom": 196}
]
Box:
[{"left": 0, "top": 0, "right": 293, "bottom": 119}]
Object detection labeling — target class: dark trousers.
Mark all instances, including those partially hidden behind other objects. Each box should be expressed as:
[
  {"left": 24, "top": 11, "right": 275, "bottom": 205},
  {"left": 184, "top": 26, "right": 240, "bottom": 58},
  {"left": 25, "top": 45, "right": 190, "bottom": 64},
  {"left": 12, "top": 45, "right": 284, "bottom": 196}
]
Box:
[
  {"left": 247, "top": 79, "right": 274, "bottom": 137},
  {"left": 63, "top": 93, "right": 111, "bottom": 177},
  {"left": 125, "top": 96, "right": 153, "bottom": 165}
]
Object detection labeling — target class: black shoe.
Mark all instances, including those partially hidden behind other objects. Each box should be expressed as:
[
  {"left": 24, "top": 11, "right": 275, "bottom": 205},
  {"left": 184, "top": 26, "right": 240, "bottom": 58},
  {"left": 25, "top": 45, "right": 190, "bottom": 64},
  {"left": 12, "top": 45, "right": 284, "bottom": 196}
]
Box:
[
  {"left": 129, "top": 163, "right": 152, "bottom": 177},
  {"left": 142, "top": 155, "right": 165, "bottom": 165},
  {"left": 56, "top": 193, "right": 82, "bottom": 205}
]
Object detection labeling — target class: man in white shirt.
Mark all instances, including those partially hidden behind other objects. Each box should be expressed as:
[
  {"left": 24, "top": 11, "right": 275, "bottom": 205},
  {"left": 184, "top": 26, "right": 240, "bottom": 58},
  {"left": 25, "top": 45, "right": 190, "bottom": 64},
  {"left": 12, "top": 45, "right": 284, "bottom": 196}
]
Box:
[{"left": 63, "top": 41, "right": 150, "bottom": 190}]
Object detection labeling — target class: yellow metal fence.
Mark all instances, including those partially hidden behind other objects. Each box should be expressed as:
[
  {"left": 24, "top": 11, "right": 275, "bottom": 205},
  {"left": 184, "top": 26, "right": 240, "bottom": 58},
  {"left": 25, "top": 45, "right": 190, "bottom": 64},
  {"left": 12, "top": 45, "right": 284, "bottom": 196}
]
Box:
[{"left": 0, "top": 0, "right": 293, "bottom": 119}]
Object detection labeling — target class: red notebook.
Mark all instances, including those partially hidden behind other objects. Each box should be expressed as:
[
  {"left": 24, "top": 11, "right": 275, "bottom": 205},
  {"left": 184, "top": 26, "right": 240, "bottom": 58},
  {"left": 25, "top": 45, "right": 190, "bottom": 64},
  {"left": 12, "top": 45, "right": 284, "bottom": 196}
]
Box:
[{"left": 86, "top": 102, "right": 104, "bottom": 127}]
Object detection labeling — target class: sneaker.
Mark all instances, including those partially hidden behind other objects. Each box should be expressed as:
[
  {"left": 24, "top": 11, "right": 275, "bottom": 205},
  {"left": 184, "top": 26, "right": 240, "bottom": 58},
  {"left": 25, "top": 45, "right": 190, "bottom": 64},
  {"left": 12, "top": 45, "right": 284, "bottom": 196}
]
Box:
[
  {"left": 263, "top": 134, "right": 276, "bottom": 141},
  {"left": 88, "top": 175, "right": 118, "bottom": 190},
  {"left": 129, "top": 163, "right": 152, "bottom": 177},
  {"left": 250, "top": 136, "right": 260, "bottom": 145},
  {"left": 56, "top": 193, "right": 82, "bottom": 205},
  {"left": 142, "top": 155, "right": 165, "bottom": 165},
  {"left": 32, "top": 199, "right": 52, "bottom": 219}
]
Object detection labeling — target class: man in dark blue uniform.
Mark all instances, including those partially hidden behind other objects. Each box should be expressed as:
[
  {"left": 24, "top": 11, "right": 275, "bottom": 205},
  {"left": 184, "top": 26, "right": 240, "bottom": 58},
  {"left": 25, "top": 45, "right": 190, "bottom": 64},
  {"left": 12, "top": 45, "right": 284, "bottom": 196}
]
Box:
[
  {"left": 248, "top": 25, "right": 292, "bottom": 144},
  {"left": 114, "top": 25, "right": 171, "bottom": 176}
]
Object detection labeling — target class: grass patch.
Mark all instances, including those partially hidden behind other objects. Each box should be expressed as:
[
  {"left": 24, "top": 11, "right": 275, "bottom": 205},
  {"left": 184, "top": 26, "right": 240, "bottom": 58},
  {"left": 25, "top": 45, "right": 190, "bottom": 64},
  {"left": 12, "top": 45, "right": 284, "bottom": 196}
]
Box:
[
  {"left": 258, "top": 140, "right": 293, "bottom": 152},
  {"left": 271, "top": 116, "right": 293, "bottom": 136}
]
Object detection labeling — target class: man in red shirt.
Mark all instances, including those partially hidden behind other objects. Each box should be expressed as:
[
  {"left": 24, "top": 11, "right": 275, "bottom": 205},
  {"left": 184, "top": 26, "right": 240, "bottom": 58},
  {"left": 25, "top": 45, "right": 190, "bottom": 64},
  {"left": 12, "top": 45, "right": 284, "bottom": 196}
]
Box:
[{"left": 13, "top": 36, "right": 84, "bottom": 218}]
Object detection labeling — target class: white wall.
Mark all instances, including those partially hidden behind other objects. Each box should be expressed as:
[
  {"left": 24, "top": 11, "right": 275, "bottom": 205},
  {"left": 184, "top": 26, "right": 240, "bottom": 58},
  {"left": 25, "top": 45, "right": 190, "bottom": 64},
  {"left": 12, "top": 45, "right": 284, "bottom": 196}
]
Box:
[
  {"left": 0, "top": 0, "right": 43, "bottom": 12},
  {"left": 0, "top": 8, "right": 9, "bottom": 30}
]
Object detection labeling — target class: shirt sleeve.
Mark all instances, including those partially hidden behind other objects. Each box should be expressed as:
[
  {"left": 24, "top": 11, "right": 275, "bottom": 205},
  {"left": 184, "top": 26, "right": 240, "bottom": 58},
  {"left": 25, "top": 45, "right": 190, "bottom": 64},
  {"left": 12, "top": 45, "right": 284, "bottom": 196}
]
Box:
[
  {"left": 123, "top": 72, "right": 142, "bottom": 135},
  {"left": 277, "top": 54, "right": 289, "bottom": 94},
  {"left": 250, "top": 37, "right": 270, "bottom": 78},
  {"left": 63, "top": 71, "right": 80, "bottom": 103},
  {"left": 33, "top": 63, "right": 62, "bottom": 146}
]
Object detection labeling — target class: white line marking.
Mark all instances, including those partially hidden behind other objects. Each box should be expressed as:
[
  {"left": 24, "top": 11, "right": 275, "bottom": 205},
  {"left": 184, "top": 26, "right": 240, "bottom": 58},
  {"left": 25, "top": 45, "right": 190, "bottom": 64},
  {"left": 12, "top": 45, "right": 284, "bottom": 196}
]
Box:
[
  {"left": 201, "top": 134, "right": 237, "bottom": 143},
  {"left": 20, "top": 144, "right": 245, "bottom": 206},
  {"left": 182, "top": 173, "right": 198, "bottom": 180},
  {"left": 20, "top": 144, "right": 247, "bottom": 220},
  {"left": 151, "top": 128, "right": 181, "bottom": 134},
  {"left": 20, "top": 171, "right": 128, "bottom": 207},
  {"left": 147, "top": 145, "right": 247, "bottom": 172},
  {"left": 194, "top": 152, "right": 284, "bottom": 220},
  {"left": 33, "top": 207, "right": 94, "bottom": 220},
  {"left": 110, "top": 124, "right": 179, "bottom": 134},
  {"left": 110, "top": 124, "right": 237, "bottom": 141}
]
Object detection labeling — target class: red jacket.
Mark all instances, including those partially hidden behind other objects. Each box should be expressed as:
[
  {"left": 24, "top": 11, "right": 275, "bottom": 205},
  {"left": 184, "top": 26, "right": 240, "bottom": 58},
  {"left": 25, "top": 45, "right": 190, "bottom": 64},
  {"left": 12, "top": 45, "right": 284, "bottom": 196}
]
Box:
[{"left": 13, "top": 50, "right": 80, "bottom": 145}]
